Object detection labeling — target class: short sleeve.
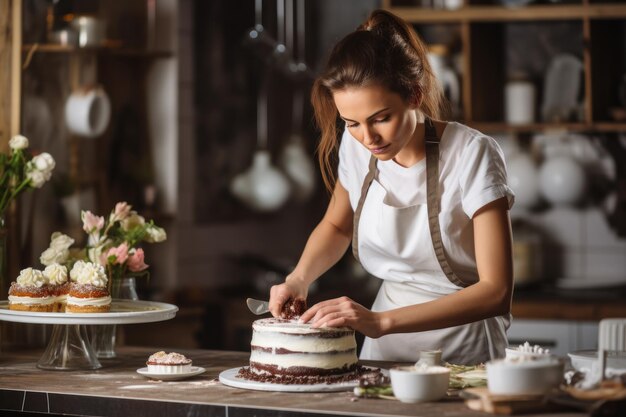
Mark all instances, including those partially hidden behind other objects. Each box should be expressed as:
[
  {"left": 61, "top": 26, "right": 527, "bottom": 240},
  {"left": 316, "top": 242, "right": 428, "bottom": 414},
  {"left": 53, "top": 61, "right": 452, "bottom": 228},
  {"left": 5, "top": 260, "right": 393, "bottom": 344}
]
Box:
[
  {"left": 338, "top": 127, "right": 371, "bottom": 210},
  {"left": 458, "top": 135, "right": 515, "bottom": 218}
]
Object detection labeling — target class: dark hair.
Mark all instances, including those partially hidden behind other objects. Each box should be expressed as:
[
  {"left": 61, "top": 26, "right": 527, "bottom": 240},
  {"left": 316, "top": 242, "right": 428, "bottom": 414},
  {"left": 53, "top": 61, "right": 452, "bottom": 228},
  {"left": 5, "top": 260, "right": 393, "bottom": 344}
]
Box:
[{"left": 311, "top": 9, "right": 446, "bottom": 192}]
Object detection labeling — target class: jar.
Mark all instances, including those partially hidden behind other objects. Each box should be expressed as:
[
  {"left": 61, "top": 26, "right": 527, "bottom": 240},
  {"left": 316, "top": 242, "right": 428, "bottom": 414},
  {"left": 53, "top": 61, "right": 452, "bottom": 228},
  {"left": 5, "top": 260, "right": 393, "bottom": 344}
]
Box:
[{"left": 505, "top": 76, "right": 536, "bottom": 125}]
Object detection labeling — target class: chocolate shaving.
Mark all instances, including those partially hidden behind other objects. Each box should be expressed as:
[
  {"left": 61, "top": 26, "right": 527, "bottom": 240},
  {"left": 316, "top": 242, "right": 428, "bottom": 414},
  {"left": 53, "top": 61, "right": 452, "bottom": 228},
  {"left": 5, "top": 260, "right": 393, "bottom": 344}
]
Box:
[
  {"left": 280, "top": 298, "right": 307, "bottom": 320},
  {"left": 236, "top": 365, "right": 380, "bottom": 386}
]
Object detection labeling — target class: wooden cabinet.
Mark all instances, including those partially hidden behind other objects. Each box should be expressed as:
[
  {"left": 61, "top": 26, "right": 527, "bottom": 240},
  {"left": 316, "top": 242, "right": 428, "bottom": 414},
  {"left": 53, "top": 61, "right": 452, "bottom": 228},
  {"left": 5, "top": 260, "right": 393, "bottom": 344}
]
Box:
[{"left": 382, "top": 0, "right": 626, "bottom": 134}]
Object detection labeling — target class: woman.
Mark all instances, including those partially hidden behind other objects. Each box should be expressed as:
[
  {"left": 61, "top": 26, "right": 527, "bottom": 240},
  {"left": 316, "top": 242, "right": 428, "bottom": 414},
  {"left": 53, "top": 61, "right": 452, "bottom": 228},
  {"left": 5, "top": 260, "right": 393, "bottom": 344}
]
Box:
[{"left": 269, "top": 9, "right": 515, "bottom": 365}]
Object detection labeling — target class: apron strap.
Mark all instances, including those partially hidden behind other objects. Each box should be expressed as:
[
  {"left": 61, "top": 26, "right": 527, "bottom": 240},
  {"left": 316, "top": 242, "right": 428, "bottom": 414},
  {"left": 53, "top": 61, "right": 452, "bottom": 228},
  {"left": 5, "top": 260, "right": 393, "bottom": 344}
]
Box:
[
  {"left": 352, "top": 154, "right": 378, "bottom": 263},
  {"left": 424, "top": 117, "right": 469, "bottom": 287}
]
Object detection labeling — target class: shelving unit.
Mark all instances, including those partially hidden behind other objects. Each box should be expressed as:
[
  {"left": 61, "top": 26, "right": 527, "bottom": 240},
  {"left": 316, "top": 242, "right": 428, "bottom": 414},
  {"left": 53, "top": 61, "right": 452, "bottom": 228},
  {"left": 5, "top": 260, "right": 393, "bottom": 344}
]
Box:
[
  {"left": 19, "top": 23, "right": 173, "bottom": 219},
  {"left": 382, "top": 0, "right": 626, "bottom": 134}
]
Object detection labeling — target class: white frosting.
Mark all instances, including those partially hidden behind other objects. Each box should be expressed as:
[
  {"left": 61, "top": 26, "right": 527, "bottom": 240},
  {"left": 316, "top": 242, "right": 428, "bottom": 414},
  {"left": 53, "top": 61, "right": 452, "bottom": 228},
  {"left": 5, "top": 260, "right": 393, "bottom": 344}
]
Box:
[
  {"left": 252, "top": 319, "right": 352, "bottom": 334},
  {"left": 66, "top": 296, "right": 112, "bottom": 307},
  {"left": 43, "top": 264, "right": 68, "bottom": 285},
  {"left": 8, "top": 295, "right": 56, "bottom": 305},
  {"left": 250, "top": 350, "right": 357, "bottom": 370},
  {"left": 251, "top": 331, "right": 356, "bottom": 353},
  {"left": 70, "top": 261, "right": 108, "bottom": 288},
  {"left": 16, "top": 268, "right": 47, "bottom": 288}
]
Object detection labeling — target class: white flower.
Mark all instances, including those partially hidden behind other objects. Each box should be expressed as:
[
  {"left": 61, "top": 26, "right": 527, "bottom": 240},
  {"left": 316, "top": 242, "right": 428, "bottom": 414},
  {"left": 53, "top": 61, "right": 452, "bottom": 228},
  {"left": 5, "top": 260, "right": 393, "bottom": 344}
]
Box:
[
  {"left": 50, "top": 232, "right": 75, "bottom": 250},
  {"left": 40, "top": 232, "right": 74, "bottom": 266},
  {"left": 43, "top": 264, "right": 68, "bottom": 285},
  {"left": 16, "top": 267, "right": 47, "bottom": 288},
  {"left": 32, "top": 152, "right": 56, "bottom": 174},
  {"left": 26, "top": 167, "right": 48, "bottom": 188},
  {"left": 145, "top": 225, "right": 167, "bottom": 243},
  {"left": 25, "top": 153, "right": 55, "bottom": 188},
  {"left": 9, "top": 134, "right": 29, "bottom": 150},
  {"left": 70, "top": 261, "right": 107, "bottom": 288},
  {"left": 121, "top": 212, "right": 145, "bottom": 231}
]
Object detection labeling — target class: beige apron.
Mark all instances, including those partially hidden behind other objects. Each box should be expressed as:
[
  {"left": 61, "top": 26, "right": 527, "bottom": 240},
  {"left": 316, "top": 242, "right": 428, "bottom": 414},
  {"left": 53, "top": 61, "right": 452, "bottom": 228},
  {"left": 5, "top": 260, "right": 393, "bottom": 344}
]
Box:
[{"left": 353, "top": 118, "right": 508, "bottom": 365}]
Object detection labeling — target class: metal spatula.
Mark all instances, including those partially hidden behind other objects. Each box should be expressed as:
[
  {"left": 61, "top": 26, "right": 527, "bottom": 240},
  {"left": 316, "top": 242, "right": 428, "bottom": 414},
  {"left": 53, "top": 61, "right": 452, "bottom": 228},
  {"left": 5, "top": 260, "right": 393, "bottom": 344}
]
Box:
[{"left": 246, "top": 298, "right": 270, "bottom": 315}]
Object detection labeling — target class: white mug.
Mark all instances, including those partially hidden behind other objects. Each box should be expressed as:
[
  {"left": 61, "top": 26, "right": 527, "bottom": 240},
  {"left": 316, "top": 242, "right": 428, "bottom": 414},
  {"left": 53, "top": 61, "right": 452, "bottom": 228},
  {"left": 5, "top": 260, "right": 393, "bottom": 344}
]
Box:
[{"left": 64, "top": 86, "right": 111, "bottom": 138}]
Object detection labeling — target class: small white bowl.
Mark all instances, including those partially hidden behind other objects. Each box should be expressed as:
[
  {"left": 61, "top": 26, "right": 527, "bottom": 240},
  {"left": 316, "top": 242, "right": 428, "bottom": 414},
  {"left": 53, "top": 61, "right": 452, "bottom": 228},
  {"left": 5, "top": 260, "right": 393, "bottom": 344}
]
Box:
[
  {"left": 389, "top": 365, "right": 450, "bottom": 403},
  {"left": 486, "top": 358, "right": 564, "bottom": 396}
]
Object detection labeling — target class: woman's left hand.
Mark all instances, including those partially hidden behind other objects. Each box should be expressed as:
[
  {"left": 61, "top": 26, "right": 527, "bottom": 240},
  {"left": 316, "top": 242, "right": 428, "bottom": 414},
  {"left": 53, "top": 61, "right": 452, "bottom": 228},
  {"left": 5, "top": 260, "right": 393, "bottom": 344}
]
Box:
[{"left": 299, "top": 296, "right": 386, "bottom": 339}]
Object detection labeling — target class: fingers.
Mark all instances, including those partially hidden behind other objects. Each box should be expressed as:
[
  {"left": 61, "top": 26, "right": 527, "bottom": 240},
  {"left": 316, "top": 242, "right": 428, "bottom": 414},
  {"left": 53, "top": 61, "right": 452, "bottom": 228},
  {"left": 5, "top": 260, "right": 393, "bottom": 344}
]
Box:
[
  {"left": 302, "top": 296, "right": 354, "bottom": 326},
  {"left": 269, "top": 285, "right": 290, "bottom": 318},
  {"left": 311, "top": 311, "right": 350, "bottom": 329}
]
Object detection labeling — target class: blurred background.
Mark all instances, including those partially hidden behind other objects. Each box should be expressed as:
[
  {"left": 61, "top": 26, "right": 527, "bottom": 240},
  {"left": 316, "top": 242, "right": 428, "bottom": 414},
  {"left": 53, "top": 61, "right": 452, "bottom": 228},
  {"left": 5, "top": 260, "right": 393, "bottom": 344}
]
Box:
[{"left": 1, "top": 0, "right": 626, "bottom": 357}]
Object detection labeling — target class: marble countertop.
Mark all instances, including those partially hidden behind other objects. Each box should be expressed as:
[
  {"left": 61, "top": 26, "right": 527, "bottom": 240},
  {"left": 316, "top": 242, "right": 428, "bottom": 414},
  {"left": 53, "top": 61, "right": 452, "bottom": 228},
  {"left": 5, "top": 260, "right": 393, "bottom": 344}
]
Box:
[{"left": 0, "top": 346, "right": 589, "bottom": 417}]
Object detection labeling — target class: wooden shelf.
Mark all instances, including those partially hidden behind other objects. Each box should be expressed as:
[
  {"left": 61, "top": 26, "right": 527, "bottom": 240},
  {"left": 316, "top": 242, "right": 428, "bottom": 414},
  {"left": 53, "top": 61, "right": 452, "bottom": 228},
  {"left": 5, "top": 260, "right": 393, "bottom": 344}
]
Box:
[
  {"left": 383, "top": 1, "right": 626, "bottom": 134},
  {"left": 388, "top": 4, "right": 626, "bottom": 23},
  {"left": 22, "top": 43, "right": 173, "bottom": 58},
  {"left": 468, "top": 121, "right": 626, "bottom": 133}
]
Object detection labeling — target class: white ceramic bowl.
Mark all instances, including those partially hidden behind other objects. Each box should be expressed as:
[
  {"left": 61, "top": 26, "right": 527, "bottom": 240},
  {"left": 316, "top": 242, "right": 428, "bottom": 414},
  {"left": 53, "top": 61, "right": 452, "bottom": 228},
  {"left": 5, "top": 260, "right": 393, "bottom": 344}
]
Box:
[
  {"left": 568, "top": 350, "right": 626, "bottom": 375},
  {"left": 486, "top": 358, "right": 564, "bottom": 396},
  {"left": 389, "top": 365, "right": 450, "bottom": 403}
]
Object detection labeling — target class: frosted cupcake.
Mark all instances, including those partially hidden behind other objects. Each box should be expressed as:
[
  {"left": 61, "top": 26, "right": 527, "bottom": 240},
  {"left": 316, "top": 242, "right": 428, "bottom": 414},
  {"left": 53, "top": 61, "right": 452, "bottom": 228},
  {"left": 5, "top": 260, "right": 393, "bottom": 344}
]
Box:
[
  {"left": 66, "top": 261, "right": 111, "bottom": 313},
  {"left": 8, "top": 268, "right": 56, "bottom": 312},
  {"left": 43, "top": 263, "right": 70, "bottom": 312}
]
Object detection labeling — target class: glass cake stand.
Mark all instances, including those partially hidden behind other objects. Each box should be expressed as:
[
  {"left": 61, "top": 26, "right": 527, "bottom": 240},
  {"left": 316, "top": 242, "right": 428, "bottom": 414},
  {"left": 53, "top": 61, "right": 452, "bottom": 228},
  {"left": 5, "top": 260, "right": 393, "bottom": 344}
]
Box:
[{"left": 0, "top": 300, "right": 178, "bottom": 371}]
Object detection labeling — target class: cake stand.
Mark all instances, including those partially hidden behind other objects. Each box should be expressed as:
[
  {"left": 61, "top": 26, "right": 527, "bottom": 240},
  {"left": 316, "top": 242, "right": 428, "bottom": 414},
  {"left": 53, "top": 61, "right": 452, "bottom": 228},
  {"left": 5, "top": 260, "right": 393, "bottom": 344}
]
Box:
[{"left": 0, "top": 299, "right": 178, "bottom": 371}]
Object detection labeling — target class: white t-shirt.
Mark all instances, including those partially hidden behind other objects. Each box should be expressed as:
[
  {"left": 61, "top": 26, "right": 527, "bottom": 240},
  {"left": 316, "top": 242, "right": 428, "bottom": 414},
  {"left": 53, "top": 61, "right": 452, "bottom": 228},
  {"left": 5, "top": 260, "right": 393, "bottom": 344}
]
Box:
[{"left": 338, "top": 121, "right": 515, "bottom": 284}]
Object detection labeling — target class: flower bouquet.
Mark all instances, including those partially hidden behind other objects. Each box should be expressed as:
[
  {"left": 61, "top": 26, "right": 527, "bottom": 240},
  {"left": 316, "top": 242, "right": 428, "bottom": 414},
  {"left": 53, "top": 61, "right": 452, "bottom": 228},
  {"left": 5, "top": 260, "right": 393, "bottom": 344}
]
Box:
[
  {"left": 1, "top": 134, "right": 56, "bottom": 214},
  {"left": 40, "top": 201, "right": 167, "bottom": 297},
  {"left": 0, "top": 134, "right": 55, "bottom": 292}
]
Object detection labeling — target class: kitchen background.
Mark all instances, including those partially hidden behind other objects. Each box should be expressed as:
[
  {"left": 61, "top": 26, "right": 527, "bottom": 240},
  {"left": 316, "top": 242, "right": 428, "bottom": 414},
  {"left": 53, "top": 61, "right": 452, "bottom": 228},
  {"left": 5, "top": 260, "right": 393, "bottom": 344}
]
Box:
[{"left": 1, "top": 0, "right": 625, "bottom": 357}]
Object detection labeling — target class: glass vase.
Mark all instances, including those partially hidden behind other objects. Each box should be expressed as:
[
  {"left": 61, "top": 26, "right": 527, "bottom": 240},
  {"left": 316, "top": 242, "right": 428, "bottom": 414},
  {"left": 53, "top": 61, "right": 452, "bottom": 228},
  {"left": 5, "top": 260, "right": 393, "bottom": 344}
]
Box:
[{"left": 89, "top": 277, "right": 138, "bottom": 358}]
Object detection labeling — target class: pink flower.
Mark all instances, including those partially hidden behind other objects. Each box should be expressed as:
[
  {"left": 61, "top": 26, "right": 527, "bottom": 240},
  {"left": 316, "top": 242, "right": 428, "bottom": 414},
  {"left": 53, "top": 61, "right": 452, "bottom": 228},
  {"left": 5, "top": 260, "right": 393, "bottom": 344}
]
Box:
[
  {"left": 127, "top": 248, "right": 149, "bottom": 272},
  {"left": 110, "top": 202, "right": 131, "bottom": 223},
  {"left": 105, "top": 242, "right": 129, "bottom": 265},
  {"left": 82, "top": 211, "right": 105, "bottom": 234}
]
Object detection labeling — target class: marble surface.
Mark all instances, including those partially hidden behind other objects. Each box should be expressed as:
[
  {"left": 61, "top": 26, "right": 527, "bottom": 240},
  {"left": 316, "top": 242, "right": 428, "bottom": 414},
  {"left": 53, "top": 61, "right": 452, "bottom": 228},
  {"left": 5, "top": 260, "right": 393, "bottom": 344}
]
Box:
[{"left": 0, "top": 347, "right": 587, "bottom": 417}]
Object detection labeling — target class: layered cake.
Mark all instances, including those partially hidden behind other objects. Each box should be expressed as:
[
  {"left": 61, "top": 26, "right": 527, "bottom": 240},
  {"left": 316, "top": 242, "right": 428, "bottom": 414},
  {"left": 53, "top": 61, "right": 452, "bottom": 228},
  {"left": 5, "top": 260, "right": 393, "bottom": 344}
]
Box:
[
  {"left": 43, "top": 263, "right": 70, "bottom": 311},
  {"left": 240, "top": 317, "right": 359, "bottom": 383},
  {"left": 146, "top": 351, "right": 193, "bottom": 374},
  {"left": 66, "top": 261, "right": 111, "bottom": 313},
  {"left": 8, "top": 268, "right": 59, "bottom": 312}
]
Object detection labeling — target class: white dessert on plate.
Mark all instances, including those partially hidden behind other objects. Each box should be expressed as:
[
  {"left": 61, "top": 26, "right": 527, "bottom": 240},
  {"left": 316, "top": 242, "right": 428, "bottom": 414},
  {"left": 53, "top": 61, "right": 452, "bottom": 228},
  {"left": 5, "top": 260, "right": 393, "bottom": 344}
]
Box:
[{"left": 146, "top": 351, "right": 193, "bottom": 374}]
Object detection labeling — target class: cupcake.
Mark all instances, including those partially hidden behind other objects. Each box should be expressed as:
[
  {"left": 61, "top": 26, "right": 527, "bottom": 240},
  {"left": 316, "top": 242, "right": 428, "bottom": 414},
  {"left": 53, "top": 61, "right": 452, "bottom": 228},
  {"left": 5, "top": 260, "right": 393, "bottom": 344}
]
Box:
[
  {"left": 66, "top": 261, "right": 111, "bottom": 313},
  {"left": 146, "top": 351, "right": 192, "bottom": 374},
  {"left": 8, "top": 268, "right": 57, "bottom": 312},
  {"left": 43, "top": 263, "right": 70, "bottom": 312}
]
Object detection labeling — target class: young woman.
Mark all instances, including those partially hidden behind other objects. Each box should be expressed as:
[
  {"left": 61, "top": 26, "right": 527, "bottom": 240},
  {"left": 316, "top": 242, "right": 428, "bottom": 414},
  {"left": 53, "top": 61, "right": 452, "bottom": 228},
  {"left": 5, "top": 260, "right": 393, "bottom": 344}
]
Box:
[{"left": 268, "top": 9, "right": 515, "bottom": 365}]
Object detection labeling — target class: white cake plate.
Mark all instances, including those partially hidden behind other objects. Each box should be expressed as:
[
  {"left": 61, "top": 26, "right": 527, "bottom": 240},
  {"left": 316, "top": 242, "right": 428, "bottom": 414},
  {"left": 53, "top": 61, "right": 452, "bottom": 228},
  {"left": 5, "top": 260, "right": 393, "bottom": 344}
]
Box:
[
  {"left": 0, "top": 300, "right": 178, "bottom": 371},
  {"left": 219, "top": 366, "right": 362, "bottom": 392}
]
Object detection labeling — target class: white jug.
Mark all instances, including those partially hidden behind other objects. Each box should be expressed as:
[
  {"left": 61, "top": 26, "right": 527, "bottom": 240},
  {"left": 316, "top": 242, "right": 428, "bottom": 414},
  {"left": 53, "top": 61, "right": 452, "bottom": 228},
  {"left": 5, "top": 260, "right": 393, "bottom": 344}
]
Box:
[{"left": 230, "top": 150, "right": 291, "bottom": 212}]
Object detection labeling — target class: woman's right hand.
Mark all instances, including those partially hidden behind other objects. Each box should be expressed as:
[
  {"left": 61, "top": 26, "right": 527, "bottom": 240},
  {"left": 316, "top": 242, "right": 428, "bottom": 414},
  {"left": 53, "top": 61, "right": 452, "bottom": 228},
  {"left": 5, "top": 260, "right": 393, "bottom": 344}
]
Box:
[{"left": 269, "top": 274, "right": 309, "bottom": 318}]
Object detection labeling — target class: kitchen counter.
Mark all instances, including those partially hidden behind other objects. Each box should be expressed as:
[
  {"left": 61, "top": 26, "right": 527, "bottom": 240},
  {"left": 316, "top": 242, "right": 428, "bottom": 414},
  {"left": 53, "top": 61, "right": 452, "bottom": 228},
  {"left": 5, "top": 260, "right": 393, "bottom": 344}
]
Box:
[
  {"left": 0, "top": 347, "right": 587, "bottom": 417},
  {"left": 512, "top": 285, "right": 626, "bottom": 321}
]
